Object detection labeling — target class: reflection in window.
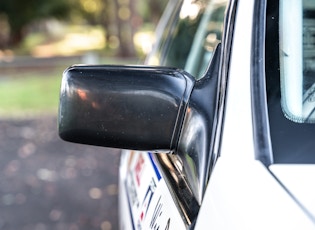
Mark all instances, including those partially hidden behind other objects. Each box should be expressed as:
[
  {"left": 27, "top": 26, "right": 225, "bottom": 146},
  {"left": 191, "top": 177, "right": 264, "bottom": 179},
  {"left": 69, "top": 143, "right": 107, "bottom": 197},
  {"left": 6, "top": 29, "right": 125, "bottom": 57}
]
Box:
[
  {"left": 147, "top": 0, "right": 227, "bottom": 80},
  {"left": 185, "top": 1, "right": 226, "bottom": 79}
]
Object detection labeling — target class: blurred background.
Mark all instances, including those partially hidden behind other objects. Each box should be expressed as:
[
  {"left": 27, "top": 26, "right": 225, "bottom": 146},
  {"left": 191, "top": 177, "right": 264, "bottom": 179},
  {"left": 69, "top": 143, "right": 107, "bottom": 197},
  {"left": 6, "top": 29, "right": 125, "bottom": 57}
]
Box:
[
  {"left": 0, "top": 0, "right": 168, "bottom": 117},
  {"left": 0, "top": 0, "right": 167, "bottom": 229}
]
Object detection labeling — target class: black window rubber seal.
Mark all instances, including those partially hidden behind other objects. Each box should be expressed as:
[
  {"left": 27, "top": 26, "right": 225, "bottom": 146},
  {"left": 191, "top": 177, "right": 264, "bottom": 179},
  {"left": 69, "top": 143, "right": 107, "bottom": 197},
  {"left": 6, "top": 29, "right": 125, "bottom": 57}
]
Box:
[{"left": 250, "top": 0, "right": 273, "bottom": 166}]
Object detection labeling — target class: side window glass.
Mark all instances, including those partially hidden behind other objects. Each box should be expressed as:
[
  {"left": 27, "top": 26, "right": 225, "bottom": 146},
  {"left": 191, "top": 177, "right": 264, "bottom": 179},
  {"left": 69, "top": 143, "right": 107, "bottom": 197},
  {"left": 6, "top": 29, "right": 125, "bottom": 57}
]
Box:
[
  {"left": 279, "top": 0, "right": 315, "bottom": 122},
  {"left": 184, "top": 1, "right": 227, "bottom": 79},
  {"left": 147, "top": 0, "right": 228, "bottom": 79}
]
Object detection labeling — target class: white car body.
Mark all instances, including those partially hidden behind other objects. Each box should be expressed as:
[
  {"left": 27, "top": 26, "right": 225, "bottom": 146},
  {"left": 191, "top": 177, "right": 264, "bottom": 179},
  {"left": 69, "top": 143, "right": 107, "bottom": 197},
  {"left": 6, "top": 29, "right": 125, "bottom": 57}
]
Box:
[{"left": 118, "top": 0, "right": 315, "bottom": 229}]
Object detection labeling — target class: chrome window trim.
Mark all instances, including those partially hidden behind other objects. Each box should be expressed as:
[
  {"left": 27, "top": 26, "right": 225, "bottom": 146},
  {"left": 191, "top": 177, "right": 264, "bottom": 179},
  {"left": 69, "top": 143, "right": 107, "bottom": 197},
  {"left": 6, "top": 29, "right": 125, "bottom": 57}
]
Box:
[{"left": 211, "top": 0, "right": 238, "bottom": 169}]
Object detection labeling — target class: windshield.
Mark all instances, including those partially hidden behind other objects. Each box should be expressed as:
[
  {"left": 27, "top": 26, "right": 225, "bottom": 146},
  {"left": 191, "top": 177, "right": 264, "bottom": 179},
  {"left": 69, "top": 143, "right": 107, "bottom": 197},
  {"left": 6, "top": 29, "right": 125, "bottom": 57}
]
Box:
[
  {"left": 279, "top": 0, "right": 315, "bottom": 123},
  {"left": 266, "top": 0, "right": 315, "bottom": 163},
  {"left": 147, "top": 0, "right": 228, "bottom": 79}
]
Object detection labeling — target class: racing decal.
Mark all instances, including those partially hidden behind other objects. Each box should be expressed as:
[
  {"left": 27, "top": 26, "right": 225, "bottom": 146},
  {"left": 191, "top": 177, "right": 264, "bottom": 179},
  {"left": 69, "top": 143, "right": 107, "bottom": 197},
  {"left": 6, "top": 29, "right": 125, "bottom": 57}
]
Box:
[
  {"left": 148, "top": 152, "right": 162, "bottom": 181},
  {"left": 125, "top": 152, "right": 186, "bottom": 230},
  {"left": 149, "top": 196, "right": 170, "bottom": 230},
  {"left": 139, "top": 178, "right": 156, "bottom": 223},
  {"left": 126, "top": 173, "right": 139, "bottom": 208},
  {"left": 135, "top": 154, "right": 145, "bottom": 187}
]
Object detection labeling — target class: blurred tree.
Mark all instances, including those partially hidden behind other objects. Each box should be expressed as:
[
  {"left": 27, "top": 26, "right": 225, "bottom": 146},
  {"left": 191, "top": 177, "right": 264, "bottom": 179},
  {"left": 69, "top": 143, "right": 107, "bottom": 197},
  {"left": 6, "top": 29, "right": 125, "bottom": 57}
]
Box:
[
  {"left": 0, "top": 0, "right": 73, "bottom": 48},
  {"left": 77, "top": 0, "right": 104, "bottom": 25},
  {"left": 99, "top": 0, "right": 167, "bottom": 57},
  {"left": 99, "top": 0, "right": 137, "bottom": 57},
  {"left": 138, "top": 0, "right": 167, "bottom": 25},
  {"left": 114, "top": 0, "right": 136, "bottom": 57},
  {"left": 0, "top": 0, "right": 168, "bottom": 56},
  {"left": 80, "top": 0, "right": 167, "bottom": 57}
]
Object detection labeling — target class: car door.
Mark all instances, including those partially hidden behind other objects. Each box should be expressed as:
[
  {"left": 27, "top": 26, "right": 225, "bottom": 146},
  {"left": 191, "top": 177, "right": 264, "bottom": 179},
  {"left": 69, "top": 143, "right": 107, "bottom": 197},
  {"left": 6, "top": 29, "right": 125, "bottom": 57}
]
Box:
[
  {"left": 195, "top": 0, "right": 315, "bottom": 229},
  {"left": 118, "top": 0, "right": 235, "bottom": 229}
]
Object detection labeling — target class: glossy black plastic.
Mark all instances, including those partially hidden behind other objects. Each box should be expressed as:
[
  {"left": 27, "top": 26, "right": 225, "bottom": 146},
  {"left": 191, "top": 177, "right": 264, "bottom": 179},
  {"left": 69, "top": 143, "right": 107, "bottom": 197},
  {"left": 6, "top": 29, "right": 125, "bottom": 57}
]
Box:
[
  {"left": 59, "top": 65, "right": 194, "bottom": 150},
  {"left": 176, "top": 43, "right": 221, "bottom": 203}
]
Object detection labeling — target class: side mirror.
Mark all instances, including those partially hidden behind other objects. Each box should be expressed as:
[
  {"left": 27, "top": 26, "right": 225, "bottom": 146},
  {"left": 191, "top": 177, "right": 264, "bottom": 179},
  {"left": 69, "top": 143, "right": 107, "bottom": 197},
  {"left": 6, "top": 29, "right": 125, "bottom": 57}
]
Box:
[
  {"left": 59, "top": 65, "right": 195, "bottom": 151},
  {"left": 59, "top": 44, "right": 221, "bottom": 208}
]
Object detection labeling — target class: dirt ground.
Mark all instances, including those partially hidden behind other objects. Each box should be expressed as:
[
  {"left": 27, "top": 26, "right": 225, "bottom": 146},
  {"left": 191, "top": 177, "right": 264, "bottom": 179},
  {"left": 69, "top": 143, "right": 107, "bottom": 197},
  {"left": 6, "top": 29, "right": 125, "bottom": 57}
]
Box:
[{"left": 0, "top": 115, "right": 120, "bottom": 230}]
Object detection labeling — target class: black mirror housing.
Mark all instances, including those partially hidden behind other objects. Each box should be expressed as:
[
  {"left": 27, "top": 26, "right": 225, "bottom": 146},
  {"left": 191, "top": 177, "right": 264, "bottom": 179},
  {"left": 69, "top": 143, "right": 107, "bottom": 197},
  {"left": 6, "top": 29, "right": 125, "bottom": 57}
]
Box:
[{"left": 59, "top": 65, "right": 195, "bottom": 151}]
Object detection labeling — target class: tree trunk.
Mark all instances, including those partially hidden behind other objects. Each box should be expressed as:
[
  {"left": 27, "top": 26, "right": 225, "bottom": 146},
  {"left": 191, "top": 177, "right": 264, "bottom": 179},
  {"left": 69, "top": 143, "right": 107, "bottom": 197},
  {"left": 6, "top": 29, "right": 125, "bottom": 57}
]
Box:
[
  {"left": 8, "top": 29, "right": 23, "bottom": 48},
  {"left": 114, "top": 0, "right": 136, "bottom": 57}
]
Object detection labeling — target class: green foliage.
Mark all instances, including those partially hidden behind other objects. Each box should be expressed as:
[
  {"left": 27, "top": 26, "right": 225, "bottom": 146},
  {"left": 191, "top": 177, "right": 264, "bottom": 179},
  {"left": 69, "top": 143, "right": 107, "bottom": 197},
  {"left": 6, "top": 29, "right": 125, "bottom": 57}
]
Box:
[
  {"left": 0, "top": 72, "right": 61, "bottom": 116},
  {"left": 0, "top": 57, "right": 138, "bottom": 116},
  {"left": 0, "top": 0, "right": 169, "bottom": 56},
  {"left": 137, "top": 0, "right": 168, "bottom": 24},
  {"left": 0, "top": 0, "right": 73, "bottom": 46}
]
